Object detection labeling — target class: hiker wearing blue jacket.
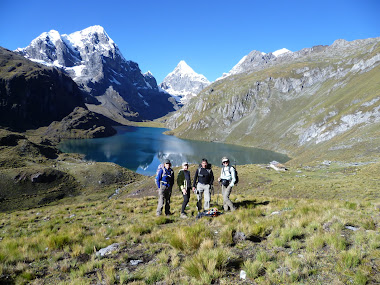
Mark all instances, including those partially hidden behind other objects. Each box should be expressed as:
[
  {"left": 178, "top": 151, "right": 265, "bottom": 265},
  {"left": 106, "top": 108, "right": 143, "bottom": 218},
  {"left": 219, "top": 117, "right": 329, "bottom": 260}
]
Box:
[{"left": 156, "top": 159, "right": 175, "bottom": 216}]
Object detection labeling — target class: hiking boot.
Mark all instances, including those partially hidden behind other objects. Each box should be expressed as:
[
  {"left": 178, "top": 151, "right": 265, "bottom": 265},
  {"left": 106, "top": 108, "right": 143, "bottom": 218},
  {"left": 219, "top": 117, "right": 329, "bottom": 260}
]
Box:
[
  {"left": 165, "top": 212, "right": 172, "bottom": 216},
  {"left": 156, "top": 212, "right": 161, "bottom": 217},
  {"left": 180, "top": 213, "right": 187, "bottom": 219}
]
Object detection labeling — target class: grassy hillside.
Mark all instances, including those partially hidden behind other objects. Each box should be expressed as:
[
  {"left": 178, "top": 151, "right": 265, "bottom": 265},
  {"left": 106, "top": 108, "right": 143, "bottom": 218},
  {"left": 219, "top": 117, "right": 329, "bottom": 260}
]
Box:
[
  {"left": 0, "top": 129, "right": 142, "bottom": 212},
  {"left": 0, "top": 162, "right": 378, "bottom": 284},
  {"left": 166, "top": 39, "right": 380, "bottom": 165}
]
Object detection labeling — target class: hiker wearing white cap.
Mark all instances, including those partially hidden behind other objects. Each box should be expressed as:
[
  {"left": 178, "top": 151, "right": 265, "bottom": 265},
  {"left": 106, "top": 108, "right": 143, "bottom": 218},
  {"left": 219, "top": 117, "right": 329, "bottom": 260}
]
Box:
[
  {"left": 156, "top": 159, "right": 174, "bottom": 216},
  {"left": 218, "top": 157, "right": 236, "bottom": 211},
  {"left": 177, "top": 162, "right": 191, "bottom": 218}
]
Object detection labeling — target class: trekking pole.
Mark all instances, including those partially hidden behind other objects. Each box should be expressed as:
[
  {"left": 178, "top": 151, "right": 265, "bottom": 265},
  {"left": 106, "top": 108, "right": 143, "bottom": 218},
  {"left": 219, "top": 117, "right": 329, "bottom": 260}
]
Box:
[
  {"left": 217, "top": 182, "right": 221, "bottom": 206},
  {"left": 234, "top": 159, "right": 237, "bottom": 188}
]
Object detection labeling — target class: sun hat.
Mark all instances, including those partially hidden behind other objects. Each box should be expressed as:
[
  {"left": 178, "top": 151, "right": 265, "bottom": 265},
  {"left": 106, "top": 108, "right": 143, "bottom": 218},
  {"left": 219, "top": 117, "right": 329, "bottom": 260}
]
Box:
[
  {"left": 164, "top": 159, "right": 171, "bottom": 164},
  {"left": 182, "top": 162, "right": 189, "bottom": 166},
  {"left": 222, "top": 157, "right": 229, "bottom": 163}
]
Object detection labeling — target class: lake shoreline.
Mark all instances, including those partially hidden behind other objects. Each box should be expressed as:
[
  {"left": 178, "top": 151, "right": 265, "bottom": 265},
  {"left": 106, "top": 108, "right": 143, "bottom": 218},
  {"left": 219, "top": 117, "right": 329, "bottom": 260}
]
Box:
[{"left": 59, "top": 126, "right": 290, "bottom": 176}]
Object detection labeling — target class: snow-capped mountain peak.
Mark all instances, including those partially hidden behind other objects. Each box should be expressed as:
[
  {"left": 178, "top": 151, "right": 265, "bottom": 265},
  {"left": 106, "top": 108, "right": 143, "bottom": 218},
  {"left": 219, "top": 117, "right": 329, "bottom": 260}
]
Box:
[
  {"left": 160, "top": 60, "right": 210, "bottom": 104},
  {"left": 15, "top": 25, "right": 176, "bottom": 121},
  {"left": 173, "top": 60, "right": 196, "bottom": 74},
  {"left": 33, "top": 30, "right": 62, "bottom": 46},
  {"left": 272, "top": 48, "right": 292, "bottom": 57}
]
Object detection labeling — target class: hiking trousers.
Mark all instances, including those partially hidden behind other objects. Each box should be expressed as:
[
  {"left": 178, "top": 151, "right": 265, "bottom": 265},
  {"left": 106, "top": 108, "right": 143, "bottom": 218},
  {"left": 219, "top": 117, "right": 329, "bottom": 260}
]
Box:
[
  {"left": 222, "top": 185, "right": 235, "bottom": 211},
  {"left": 157, "top": 185, "right": 172, "bottom": 215},
  {"left": 196, "top": 183, "right": 211, "bottom": 211},
  {"left": 181, "top": 188, "right": 191, "bottom": 214}
]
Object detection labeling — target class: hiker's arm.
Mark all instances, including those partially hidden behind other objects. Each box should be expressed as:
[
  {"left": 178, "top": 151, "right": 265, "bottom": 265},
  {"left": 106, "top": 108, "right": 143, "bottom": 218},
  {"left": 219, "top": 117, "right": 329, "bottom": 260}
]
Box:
[
  {"left": 210, "top": 170, "right": 214, "bottom": 185},
  {"left": 192, "top": 170, "right": 198, "bottom": 189},
  {"left": 156, "top": 169, "right": 163, "bottom": 188},
  {"left": 218, "top": 168, "right": 222, "bottom": 181},
  {"left": 170, "top": 170, "right": 175, "bottom": 188},
  {"left": 177, "top": 170, "right": 183, "bottom": 188},
  {"left": 230, "top": 167, "right": 236, "bottom": 186}
]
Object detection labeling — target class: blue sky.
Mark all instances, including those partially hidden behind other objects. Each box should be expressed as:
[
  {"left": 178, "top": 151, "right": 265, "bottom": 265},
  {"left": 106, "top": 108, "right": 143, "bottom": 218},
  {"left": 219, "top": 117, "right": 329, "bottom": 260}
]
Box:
[{"left": 0, "top": 0, "right": 379, "bottom": 83}]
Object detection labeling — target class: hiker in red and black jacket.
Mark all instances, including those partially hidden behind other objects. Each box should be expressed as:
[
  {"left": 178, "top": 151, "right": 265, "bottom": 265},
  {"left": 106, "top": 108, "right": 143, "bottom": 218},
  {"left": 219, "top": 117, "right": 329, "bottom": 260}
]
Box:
[
  {"left": 156, "top": 159, "right": 174, "bottom": 216},
  {"left": 192, "top": 158, "right": 214, "bottom": 212}
]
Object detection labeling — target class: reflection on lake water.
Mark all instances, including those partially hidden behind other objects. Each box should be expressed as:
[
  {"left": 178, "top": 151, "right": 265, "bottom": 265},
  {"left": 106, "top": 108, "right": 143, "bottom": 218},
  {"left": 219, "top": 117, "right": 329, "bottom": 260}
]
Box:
[{"left": 59, "top": 126, "right": 290, "bottom": 176}]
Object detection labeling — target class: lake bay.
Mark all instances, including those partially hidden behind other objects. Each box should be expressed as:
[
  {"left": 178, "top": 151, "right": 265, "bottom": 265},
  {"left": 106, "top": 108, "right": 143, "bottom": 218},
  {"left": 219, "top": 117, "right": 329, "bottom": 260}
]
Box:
[{"left": 59, "top": 126, "right": 290, "bottom": 176}]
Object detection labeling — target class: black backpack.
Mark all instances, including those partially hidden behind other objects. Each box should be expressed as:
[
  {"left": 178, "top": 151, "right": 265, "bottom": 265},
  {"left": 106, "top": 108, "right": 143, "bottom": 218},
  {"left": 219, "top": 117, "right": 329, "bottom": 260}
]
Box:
[{"left": 198, "top": 163, "right": 212, "bottom": 175}]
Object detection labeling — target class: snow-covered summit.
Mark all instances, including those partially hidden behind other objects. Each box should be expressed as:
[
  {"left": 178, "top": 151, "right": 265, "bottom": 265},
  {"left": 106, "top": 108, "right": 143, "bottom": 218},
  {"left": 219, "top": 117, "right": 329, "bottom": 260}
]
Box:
[
  {"left": 15, "top": 25, "right": 176, "bottom": 121},
  {"left": 273, "top": 48, "right": 292, "bottom": 57},
  {"left": 159, "top": 60, "right": 210, "bottom": 104}
]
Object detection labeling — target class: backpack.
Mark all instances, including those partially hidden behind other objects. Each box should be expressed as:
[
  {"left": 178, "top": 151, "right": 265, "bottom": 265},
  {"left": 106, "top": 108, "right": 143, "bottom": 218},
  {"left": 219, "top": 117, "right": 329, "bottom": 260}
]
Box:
[
  {"left": 155, "top": 163, "right": 165, "bottom": 181},
  {"left": 155, "top": 164, "right": 173, "bottom": 187},
  {"left": 229, "top": 166, "right": 239, "bottom": 185},
  {"left": 198, "top": 163, "right": 212, "bottom": 178}
]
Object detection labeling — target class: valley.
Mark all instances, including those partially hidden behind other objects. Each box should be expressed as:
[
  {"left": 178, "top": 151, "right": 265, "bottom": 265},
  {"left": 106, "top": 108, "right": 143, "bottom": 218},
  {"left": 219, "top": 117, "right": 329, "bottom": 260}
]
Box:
[{"left": 0, "top": 24, "right": 379, "bottom": 284}]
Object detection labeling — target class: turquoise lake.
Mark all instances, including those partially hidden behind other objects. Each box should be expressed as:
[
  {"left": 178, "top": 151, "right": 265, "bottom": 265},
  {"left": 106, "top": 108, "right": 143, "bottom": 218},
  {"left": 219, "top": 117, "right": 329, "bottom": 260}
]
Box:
[{"left": 58, "top": 126, "right": 290, "bottom": 176}]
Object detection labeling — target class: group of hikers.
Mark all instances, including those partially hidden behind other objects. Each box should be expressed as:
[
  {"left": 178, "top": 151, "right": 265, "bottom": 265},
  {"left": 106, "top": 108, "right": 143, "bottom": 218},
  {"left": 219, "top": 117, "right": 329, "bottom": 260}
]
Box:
[{"left": 155, "top": 157, "right": 237, "bottom": 218}]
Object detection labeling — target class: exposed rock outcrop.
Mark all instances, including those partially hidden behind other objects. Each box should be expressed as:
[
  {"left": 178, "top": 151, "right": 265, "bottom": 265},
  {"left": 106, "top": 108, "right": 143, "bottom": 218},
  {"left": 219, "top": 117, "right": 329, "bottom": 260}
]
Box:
[
  {"left": 0, "top": 47, "right": 85, "bottom": 130},
  {"left": 44, "top": 107, "right": 117, "bottom": 142},
  {"left": 167, "top": 37, "right": 380, "bottom": 162}
]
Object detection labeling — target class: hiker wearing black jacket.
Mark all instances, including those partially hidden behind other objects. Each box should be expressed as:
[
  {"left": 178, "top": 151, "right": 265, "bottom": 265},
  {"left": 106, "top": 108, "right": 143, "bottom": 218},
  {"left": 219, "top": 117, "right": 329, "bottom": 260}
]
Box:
[{"left": 192, "top": 158, "right": 214, "bottom": 211}]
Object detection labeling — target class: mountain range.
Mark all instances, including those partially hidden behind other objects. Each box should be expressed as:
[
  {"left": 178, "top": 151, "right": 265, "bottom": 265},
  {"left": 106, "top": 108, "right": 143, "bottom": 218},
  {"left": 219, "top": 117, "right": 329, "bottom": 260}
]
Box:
[
  {"left": 166, "top": 37, "right": 380, "bottom": 164},
  {"left": 159, "top": 60, "right": 210, "bottom": 104},
  {"left": 16, "top": 25, "right": 177, "bottom": 123}
]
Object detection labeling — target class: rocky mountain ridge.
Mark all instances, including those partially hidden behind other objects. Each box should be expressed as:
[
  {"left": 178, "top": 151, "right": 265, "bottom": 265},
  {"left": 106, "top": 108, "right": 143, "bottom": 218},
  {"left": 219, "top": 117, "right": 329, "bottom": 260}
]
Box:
[
  {"left": 0, "top": 47, "right": 86, "bottom": 130},
  {"left": 216, "top": 48, "right": 292, "bottom": 81},
  {"left": 166, "top": 37, "right": 380, "bottom": 163},
  {"left": 16, "top": 25, "right": 177, "bottom": 122},
  {"left": 159, "top": 60, "right": 210, "bottom": 104}
]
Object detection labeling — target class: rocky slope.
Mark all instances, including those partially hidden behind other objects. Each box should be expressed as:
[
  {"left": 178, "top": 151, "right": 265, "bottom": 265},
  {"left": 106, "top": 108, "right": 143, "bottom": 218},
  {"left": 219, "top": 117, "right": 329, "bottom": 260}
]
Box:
[
  {"left": 16, "top": 25, "right": 177, "bottom": 122},
  {"left": 216, "top": 48, "right": 292, "bottom": 81},
  {"left": 167, "top": 38, "right": 380, "bottom": 163},
  {"left": 0, "top": 47, "right": 85, "bottom": 130},
  {"left": 159, "top": 60, "right": 210, "bottom": 104},
  {"left": 44, "top": 107, "right": 117, "bottom": 142}
]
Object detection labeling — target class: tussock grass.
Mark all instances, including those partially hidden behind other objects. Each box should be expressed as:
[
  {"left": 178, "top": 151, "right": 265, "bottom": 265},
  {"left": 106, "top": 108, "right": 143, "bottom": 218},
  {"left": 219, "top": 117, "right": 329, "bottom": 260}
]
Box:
[
  {"left": 168, "top": 223, "right": 213, "bottom": 253},
  {"left": 0, "top": 162, "right": 378, "bottom": 284},
  {"left": 182, "top": 247, "right": 231, "bottom": 283}
]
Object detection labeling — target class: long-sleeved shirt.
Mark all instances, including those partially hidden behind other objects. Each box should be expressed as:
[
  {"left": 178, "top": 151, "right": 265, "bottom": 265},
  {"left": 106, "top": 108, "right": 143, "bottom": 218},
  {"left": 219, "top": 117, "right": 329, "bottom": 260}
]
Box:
[
  {"left": 220, "top": 166, "right": 236, "bottom": 186},
  {"left": 193, "top": 167, "right": 214, "bottom": 187},
  {"left": 177, "top": 169, "right": 191, "bottom": 190},
  {"left": 156, "top": 167, "right": 174, "bottom": 189}
]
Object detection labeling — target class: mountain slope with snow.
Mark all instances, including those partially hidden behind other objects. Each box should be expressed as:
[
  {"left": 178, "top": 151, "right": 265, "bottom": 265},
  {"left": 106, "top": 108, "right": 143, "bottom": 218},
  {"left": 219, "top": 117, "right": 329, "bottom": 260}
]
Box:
[
  {"left": 16, "top": 26, "right": 177, "bottom": 122},
  {"left": 159, "top": 60, "right": 210, "bottom": 103},
  {"left": 217, "top": 48, "right": 292, "bottom": 81},
  {"left": 167, "top": 38, "right": 380, "bottom": 164}
]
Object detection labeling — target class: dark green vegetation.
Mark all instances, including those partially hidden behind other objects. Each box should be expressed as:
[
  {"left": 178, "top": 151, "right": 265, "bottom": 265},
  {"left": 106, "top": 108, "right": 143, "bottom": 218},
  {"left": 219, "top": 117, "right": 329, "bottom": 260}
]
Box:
[{"left": 0, "top": 162, "right": 378, "bottom": 284}]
